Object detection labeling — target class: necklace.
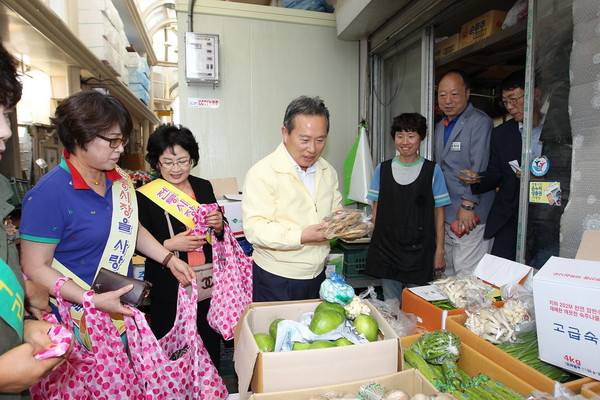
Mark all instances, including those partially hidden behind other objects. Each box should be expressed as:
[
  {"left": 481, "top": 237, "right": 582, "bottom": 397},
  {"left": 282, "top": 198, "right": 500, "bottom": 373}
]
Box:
[{"left": 86, "top": 175, "right": 104, "bottom": 185}]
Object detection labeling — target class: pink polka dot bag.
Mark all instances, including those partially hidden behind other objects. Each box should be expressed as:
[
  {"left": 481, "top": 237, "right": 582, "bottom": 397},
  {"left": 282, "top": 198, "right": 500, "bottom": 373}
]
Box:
[
  {"left": 207, "top": 221, "right": 253, "bottom": 340},
  {"left": 124, "top": 279, "right": 228, "bottom": 399},
  {"left": 31, "top": 276, "right": 144, "bottom": 400}
]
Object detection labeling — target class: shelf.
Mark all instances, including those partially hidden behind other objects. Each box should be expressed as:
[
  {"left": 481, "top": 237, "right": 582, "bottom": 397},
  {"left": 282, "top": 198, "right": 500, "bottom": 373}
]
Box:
[
  {"left": 0, "top": 0, "right": 159, "bottom": 125},
  {"left": 435, "top": 20, "right": 527, "bottom": 77},
  {"left": 112, "top": 0, "right": 158, "bottom": 66}
]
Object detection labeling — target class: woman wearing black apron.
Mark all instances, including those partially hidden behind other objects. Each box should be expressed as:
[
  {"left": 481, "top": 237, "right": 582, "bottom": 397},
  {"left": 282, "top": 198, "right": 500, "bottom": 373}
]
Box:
[{"left": 365, "top": 113, "right": 451, "bottom": 302}]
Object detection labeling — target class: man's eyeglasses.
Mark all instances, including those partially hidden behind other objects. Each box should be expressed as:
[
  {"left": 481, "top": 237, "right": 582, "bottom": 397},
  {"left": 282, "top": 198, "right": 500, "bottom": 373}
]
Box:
[
  {"left": 159, "top": 159, "right": 192, "bottom": 169},
  {"left": 96, "top": 134, "right": 129, "bottom": 148},
  {"left": 499, "top": 94, "right": 525, "bottom": 109}
]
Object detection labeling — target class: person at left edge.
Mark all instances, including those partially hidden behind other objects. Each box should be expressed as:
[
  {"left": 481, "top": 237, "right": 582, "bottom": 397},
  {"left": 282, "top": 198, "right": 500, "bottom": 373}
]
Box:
[
  {"left": 0, "top": 42, "right": 70, "bottom": 398},
  {"left": 242, "top": 95, "right": 343, "bottom": 302},
  {"left": 18, "top": 91, "right": 195, "bottom": 329},
  {"left": 136, "top": 123, "right": 224, "bottom": 369}
]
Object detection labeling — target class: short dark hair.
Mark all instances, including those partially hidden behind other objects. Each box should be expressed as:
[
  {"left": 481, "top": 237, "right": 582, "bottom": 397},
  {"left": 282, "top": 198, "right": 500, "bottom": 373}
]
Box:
[
  {"left": 283, "top": 96, "right": 330, "bottom": 134},
  {"left": 51, "top": 91, "right": 132, "bottom": 154},
  {"left": 438, "top": 69, "right": 472, "bottom": 90},
  {"left": 390, "top": 113, "right": 427, "bottom": 140},
  {"left": 0, "top": 43, "right": 22, "bottom": 109},
  {"left": 145, "top": 124, "right": 199, "bottom": 171},
  {"left": 501, "top": 69, "right": 525, "bottom": 92}
]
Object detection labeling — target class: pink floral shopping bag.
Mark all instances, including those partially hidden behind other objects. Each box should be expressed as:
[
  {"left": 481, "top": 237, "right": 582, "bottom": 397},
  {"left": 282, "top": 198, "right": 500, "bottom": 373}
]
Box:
[
  {"left": 124, "top": 280, "right": 228, "bottom": 399},
  {"left": 207, "top": 221, "right": 253, "bottom": 340},
  {"left": 31, "top": 276, "right": 144, "bottom": 400}
]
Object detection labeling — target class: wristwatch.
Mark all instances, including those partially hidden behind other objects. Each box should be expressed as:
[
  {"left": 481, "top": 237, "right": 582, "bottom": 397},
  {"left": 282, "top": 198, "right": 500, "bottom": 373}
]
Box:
[
  {"left": 461, "top": 203, "right": 475, "bottom": 211},
  {"left": 23, "top": 314, "right": 37, "bottom": 321}
]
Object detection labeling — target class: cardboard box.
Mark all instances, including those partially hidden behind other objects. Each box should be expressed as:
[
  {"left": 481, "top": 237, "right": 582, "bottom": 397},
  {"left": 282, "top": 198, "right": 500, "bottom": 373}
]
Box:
[
  {"left": 402, "top": 254, "right": 531, "bottom": 331},
  {"left": 401, "top": 334, "right": 537, "bottom": 396},
  {"left": 402, "top": 288, "right": 467, "bottom": 331},
  {"left": 580, "top": 381, "right": 600, "bottom": 398},
  {"left": 209, "top": 177, "right": 239, "bottom": 199},
  {"left": 434, "top": 33, "right": 460, "bottom": 59},
  {"left": 459, "top": 10, "right": 507, "bottom": 48},
  {"left": 401, "top": 288, "right": 504, "bottom": 331},
  {"left": 208, "top": 177, "right": 244, "bottom": 236},
  {"left": 446, "top": 313, "right": 595, "bottom": 395},
  {"left": 218, "top": 198, "right": 243, "bottom": 237},
  {"left": 576, "top": 230, "right": 600, "bottom": 261},
  {"left": 234, "top": 299, "right": 400, "bottom": 399},
  {"left": 533, "top": 257, "right": 600, "bottom": 380},
  {"left": 247, "top": 369, "right": 438, "bottom": 399}
]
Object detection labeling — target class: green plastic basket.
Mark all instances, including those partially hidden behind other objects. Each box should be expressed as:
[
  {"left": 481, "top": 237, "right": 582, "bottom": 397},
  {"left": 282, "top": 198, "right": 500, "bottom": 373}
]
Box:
[{"left": 336, "top": 241, "right": 370, "bottom": 279}]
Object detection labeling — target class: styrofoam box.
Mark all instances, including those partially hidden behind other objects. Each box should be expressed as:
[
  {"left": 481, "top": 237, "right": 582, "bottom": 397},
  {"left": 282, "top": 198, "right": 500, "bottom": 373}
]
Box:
[
  {"left": 533, "top": 256, "right": 600, "bottom": 380},
  {"left": 77, "top": 0, "right": 108, "bottom": 12}
]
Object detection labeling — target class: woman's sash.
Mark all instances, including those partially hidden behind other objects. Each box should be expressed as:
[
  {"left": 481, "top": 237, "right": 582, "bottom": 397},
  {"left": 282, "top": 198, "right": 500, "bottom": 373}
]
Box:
[
  {"left": 137, "top": 178, "right": 199, "bottom": 228},
  {"left": 51, "top": 167, "right": 137, "bottom": 343},
  {"left": 0, "top": 259, "right": 25, "bottom": 338}
]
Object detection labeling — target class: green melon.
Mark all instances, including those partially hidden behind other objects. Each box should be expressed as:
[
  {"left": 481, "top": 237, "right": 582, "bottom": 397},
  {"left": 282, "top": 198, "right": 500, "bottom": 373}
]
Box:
[
  {"left": 308, "top": 340, "right": 336, "bottom": 349},
  {"left": 253, "top": 333, "right": 275, "bottom": 352},
  {"left": 333, "top": 337, "right": 354, "bottom": 346},
  {"left": 353, "top": 314, "right": 379, "bottom": 342},
  {"left": 314, "top": 301, "right": 346, "bottom": 316},
  {"left": 309, "top": 309, "right": 345, "bottom": 335},
  {"left": 269, "top": 318, "right": 284, "bottom": 340},
  {"left": 292, "top": 342, "right": 311, "bottom": 351}
]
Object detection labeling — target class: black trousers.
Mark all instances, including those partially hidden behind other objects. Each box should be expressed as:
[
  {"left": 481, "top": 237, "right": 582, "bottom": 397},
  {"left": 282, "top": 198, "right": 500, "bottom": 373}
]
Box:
[
  {"left": 490, "top": 214, "right": 518, "bottom": 261},
  {"left": 252, "top": 261, "right": 325, "bottom": 302}
]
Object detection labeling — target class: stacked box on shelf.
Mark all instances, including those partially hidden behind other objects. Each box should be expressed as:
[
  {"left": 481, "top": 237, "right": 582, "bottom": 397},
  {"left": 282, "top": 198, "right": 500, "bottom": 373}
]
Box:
[
  {"left": 128, "top": 69, "right": 150, "bottom": 91},
  {"left": 78, "top": 0, "right": 129, "bottom": 83},
  {"left": 445, "top": 313, "right": 596, "bottom": 396},
  {"left": 127, "top": 52, "right": 151, "bottom": 105},
  {"left": 336, "top": 240, "right": 369, "bottom": 279},
  {"left": 434, "top": 33, "right": 460, "bottom": 59},
  {"left": 459, "top": 10, "right": 507, "bottom": 49},
  {"left": 129, "top": 84, "right": 150, "bottom": 105}
]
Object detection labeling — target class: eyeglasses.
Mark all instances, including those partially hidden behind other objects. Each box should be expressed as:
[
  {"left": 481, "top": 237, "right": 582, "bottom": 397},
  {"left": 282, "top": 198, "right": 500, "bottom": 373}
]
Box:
[
  {"left": 499, "top": 94, "right": 525, "bottom": 109},
  {"left": 96, "top": 134, "right": 129, "bottom": 148},
  {"left": 159, "top": 158, "right": 191, "bottom": 169}
]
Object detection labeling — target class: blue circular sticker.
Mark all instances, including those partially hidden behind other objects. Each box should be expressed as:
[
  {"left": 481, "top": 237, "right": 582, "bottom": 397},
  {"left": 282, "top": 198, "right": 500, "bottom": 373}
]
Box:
[{"left": 530, "top": 155, "right": 550, "bottom": 177}]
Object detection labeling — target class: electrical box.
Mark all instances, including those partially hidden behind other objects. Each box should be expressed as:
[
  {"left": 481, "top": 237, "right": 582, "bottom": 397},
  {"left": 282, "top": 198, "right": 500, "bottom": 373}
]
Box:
[{"left": 185, "top": 32, "right": 220, "bottom": 85}]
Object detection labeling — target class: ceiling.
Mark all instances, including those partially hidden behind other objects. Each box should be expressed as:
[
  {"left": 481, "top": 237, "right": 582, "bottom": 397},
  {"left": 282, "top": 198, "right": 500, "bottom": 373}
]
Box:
[{"left": 0, "top": 4, "right": 76, "bottom": 78}]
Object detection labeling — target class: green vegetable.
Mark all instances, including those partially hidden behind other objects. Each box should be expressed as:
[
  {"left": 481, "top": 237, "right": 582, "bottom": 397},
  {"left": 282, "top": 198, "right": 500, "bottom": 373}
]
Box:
[
  {"left": 411, "top": 330, "right": 461, "bottom": 364},
  {"left": 403, "top": 348, "right": 447, "bottom": 391},
  {"left": 406, "top": 331, "right": 526, "bottom": 399},
  {"left": 431, "top": 300, "right": 457, "bottom": 310}
]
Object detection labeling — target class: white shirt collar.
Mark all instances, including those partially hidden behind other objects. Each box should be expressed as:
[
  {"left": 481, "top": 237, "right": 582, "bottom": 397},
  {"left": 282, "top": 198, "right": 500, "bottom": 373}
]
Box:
[{"left": 285, "top": 148, "right": 317, "bottom": 199}]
